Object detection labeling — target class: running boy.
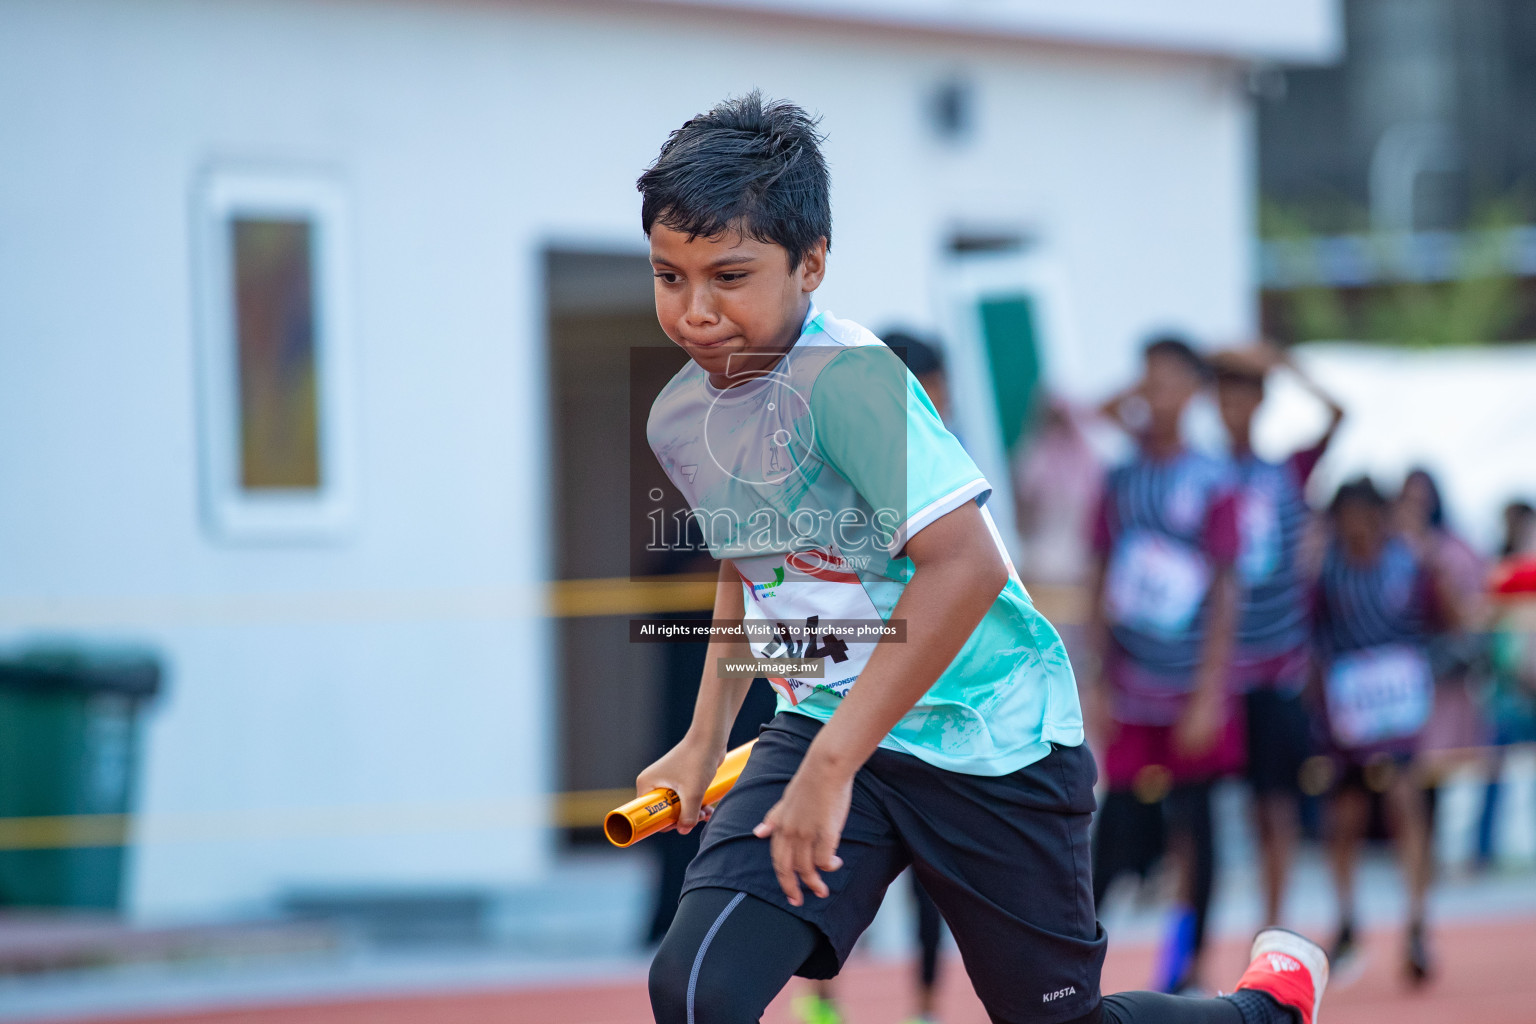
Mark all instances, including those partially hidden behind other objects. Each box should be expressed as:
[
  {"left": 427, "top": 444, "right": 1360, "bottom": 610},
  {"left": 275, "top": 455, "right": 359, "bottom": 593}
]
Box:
[
  {"left": 1087, "top": 338, "right": 1244, "bottom": 994},
  {"left": 1209, "top": 344, "right": 1344, "bottom": 928},
  {"left": 637, "top": 92, "right": 1326, "bottom": 1024}
]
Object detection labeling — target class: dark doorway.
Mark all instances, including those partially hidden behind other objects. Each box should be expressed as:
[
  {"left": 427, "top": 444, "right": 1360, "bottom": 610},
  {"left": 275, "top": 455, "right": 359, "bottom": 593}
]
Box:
[{"left": 545, "top": 250, "right": 690, "bottom": 840}]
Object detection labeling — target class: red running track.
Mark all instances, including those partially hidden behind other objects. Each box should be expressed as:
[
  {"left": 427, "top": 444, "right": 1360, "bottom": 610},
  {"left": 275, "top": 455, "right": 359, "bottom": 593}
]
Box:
[{"left": 32, "top": 916, "right": 1536, "bottom": 1024}]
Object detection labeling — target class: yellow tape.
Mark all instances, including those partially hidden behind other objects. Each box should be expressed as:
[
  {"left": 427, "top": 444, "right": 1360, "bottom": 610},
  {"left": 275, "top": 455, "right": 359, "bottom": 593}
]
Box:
[
  {"left": 0, "top": 579, "right": 1089, "bottom": 851},
  {"left": 0, "top": 578, "right": 1091, "bottom": 627},
  {"left": 0, "top": 814, "right": 130, "bottom": 851},
  {"left": 546, "top": 576, "right": 716, "bottom": 618},
  {"left": 0, "top": 789, "right": 646, "bottom": 852}
]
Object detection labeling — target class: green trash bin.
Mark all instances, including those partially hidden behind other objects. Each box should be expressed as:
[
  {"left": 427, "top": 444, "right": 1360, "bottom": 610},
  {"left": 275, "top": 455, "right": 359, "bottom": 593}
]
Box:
[{"left": 0, "top": 646, "right": 161, "bottom": 909}]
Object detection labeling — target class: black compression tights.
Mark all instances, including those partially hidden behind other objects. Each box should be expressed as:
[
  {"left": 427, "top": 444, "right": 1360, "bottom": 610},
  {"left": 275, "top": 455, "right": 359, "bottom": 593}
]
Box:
[{"left": 649, "top": 888, "right": 1296, "bottom": 1024}]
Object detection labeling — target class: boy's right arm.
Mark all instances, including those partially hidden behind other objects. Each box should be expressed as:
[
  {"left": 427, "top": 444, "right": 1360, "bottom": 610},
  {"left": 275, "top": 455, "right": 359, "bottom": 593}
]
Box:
[
  {"left": 1097, "top": 382, "right": 1147, "bottom": 437},
  {"left": 633, "top": 558, "right": 758, "bottom": 835},
  {"left": 1281, "top": 348, "right": 1346, "bottom": 439}
]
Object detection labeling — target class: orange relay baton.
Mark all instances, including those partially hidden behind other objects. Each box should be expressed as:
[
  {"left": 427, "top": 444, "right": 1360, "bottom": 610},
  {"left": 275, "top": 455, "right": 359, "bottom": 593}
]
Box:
[{"left": 604, "top": 740, "right": 757, "bottom": 848}]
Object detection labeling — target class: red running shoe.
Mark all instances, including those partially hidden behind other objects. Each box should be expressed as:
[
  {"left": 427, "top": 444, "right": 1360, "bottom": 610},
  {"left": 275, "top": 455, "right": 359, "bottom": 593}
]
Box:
[{"left": 1234, "top": 928, "right": 1330, "bottom": 1024}]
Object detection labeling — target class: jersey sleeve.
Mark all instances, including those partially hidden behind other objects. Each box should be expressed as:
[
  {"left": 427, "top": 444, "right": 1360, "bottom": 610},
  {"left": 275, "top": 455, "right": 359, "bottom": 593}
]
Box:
[
  {"left": 808, "top": 345, "right": 991, "bottom": 556},
  {"left": 1287, "top": 436, "right": 1331, "bottom": 489}
]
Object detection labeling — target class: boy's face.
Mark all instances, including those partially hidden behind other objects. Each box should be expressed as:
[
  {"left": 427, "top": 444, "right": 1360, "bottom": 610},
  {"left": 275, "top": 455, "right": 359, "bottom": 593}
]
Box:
[
  {"left": 1396, "top": 474, "right": 1435, "bottom": 533},
  {"left": 1337, "top": 502, "right": 1384, "bottom": 564},
  {"left": 1215, "top": 375, "right": 1264, "bottom": 439},
  {"left": 1141, "top": 352, "right": 1201, "bottom": 431},
  {"left": 649, "top": 223, "right": 827, "bottom": 388},
  {"left": 1507, "top": 506, "right": 1536, "bottom": 552}
]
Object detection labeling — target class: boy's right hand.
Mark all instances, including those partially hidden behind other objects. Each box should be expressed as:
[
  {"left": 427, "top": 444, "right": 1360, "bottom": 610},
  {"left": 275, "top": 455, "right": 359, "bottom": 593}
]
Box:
[{"left": 635, "top": 736, "right": 727, "bottom": 836}]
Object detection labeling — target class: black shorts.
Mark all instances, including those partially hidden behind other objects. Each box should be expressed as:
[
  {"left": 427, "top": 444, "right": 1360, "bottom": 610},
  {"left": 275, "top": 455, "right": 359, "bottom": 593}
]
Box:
[
  {"left": 1332, "top": 748, "right": 1415, "bottom": 793},
  {"left": 1243, "top": 687, "right": 1314, "bottom": 797},
  {"left": 682, "top": 712, "right": 1106, "bottom": 1024}
]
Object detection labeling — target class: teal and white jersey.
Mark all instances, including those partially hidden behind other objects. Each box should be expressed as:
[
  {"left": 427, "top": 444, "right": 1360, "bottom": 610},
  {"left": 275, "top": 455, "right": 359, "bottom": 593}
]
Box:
[{"left": 646, "top": 304, "right": 1083, "bottom": 775}]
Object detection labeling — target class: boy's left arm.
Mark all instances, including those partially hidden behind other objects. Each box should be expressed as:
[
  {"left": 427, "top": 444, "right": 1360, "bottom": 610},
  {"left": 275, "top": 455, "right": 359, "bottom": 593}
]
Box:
[
  {"left": 1280, "top": 347, "right": 1346, "bottom": 447},
  {"left": 1177, "top": 565, "right": 1236, "bottom": 757},
  {"left": 752, "top": 499, "right": 1008, "bottom": 907},
  {"left": 1175, "top": 488, "right": 1242, "bottom": 757}
]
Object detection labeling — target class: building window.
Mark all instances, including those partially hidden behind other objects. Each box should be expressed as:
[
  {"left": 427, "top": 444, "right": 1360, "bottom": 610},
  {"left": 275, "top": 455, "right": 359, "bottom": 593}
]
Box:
[
  {"left": 195, "top": 170, "right": 355, "bottom": 540},
  {"left": 233, "top": 218, "right": 321, "bottom": 490}
]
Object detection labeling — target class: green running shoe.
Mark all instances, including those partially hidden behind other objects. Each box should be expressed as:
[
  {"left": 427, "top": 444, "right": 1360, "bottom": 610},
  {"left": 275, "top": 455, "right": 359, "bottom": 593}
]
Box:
[{"left": 792, "top": 994, "right": 844, "bottom": 1024}]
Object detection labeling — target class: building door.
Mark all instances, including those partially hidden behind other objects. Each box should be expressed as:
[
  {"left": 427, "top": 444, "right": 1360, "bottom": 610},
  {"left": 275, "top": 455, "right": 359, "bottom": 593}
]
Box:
[
  {"left": 938, "top": 247, "right": 1081, "bottom": 563},
  {"left": 545, "top": 250, "right": 693, "bottom": 841}
]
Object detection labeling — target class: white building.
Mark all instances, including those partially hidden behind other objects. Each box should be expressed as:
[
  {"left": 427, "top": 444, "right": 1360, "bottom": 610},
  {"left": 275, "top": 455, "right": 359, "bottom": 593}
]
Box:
[{"left": 0, "top": 0, "right": 1339, "bottom": 921}]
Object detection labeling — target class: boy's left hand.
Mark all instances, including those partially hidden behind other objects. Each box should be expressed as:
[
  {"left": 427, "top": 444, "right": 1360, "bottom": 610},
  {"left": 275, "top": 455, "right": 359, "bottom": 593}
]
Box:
[
  {"left": 1174, "top": 684, "right": 1224, "bottom": 757},
  {"left": 753, "top": 763, "right": 851, "bottom": 907}
]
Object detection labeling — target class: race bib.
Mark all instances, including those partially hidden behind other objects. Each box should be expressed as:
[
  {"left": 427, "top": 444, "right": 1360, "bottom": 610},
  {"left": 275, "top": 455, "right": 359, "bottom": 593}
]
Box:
[
  {"left": 1104, "top": 531, "right": 1211, "bottom": 639},
  {"left": 1325, "top": 644, "right": 1432, "bottom": 748},
  {"left": 739, "top": 547, "right": 881, "bottom": 706}
]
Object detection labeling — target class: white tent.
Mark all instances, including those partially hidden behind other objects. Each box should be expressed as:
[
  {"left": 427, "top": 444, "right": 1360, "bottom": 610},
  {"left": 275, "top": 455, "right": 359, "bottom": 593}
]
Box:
[{"left": 1254, "top": 343, "right": 1536, "bottom": 552}]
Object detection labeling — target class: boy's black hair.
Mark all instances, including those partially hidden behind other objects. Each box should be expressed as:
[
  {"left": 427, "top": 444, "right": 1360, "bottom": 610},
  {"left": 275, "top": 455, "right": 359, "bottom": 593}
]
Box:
[
  {"left": 1404, "top": 466, "right": 1446, "bottom": 529},
  {"left": 1504, "top": 499, "right": 1536, "bottom": 558},
  {"left": 1330, "top": 475, "right": 1387, "bottom": 517},
  {"left": 1212, "top": 365, "right": 1265, "bottom": 389},
  {"left": 637, "top": 91, "right": 831, "bottom": 270},
  {"left": 1143, "top": 333, "right": 1211, "bottom": 381},
  {"left": 882, "top": 329, "right": 944, "bottom": 378}
]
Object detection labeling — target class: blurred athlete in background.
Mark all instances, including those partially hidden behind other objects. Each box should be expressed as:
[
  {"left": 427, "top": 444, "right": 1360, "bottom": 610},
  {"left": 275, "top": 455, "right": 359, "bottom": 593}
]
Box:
[
  {"left": 1087, "top": 337, "right": 1243, "bottom": 994},
  {"left": 1314, "top": 478, "right": 1466, "bottom": 986},
  {"left": 1209, "top": 344, "right": 1343, "bottom": 928}
]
